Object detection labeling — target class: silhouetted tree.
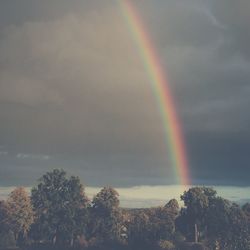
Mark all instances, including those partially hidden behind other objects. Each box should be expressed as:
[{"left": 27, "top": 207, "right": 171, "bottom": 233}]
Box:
[
  {"left": 89, "top": 187, "right": 123, "bottom": 246},
  {"left": 180, "top": 187, "right": 217, "bottom": 243},
  {"left": 212, "top": 202, "right": 250, "bottom": 250},
  {"left": 0, "top": 170, "right": 249, "bottom": 250},
  {"left": 31, "top": 169, "right": 89, "bottom": 246}
]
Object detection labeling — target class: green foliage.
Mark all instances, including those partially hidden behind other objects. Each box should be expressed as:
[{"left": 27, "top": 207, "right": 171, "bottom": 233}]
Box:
[
  {"left": 127, "top": 211, "right": 150, "bottom": 246},
  {"left": 7, "top": 187, "right": 34, "bottom": 241},
  {"left": 158, "top": 240, "right": 175, "bottom": 250},
  {"left": 180, "top": 187, "right": 217, "bottom": 242},
  {"left": 201, "top": 197, "right": 250, "bottom": 249},
  {"left": 92, "top": 186, "right": 120, "bottom": 212},
  {"left": 181, "top": 187, "right": 216, "bottom": 222},
  {"left": 31, "top": 169, "right": 89, "bottom": 245},
  {"left": 89, "top": 187, "right": 123, "bottom": 244},
  {"left": 126, "top": 206, "right": 176, "bottom": 248},
  {"left": 179, "top": 187, "right": 250, "bottom": 249},
  {"left": 148, "top": 207, "right": 176, "bottom": 240},
  {"left": 1, "top": 170, "right": 250, "bottom": 250},
  {"left": 206, "top": 197, "right": 232, "bottom": 240}
]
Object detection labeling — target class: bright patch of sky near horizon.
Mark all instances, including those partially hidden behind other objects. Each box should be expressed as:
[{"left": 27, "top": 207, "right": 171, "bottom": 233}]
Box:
[{"left": 0, "top": 185, "right": 250, "bottom": 208}]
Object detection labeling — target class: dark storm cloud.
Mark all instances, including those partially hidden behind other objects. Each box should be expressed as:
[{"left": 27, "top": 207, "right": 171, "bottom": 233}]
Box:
[{"left": 0, "top": 0, "right": 250, "bottom": 187}]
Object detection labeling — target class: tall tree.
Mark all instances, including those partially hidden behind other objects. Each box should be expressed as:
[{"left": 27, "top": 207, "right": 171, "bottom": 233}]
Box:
[
  {"left": 147, "top": 207, "right": 176, "bottom": 244},
  {"left": 127, "top": 211, "right": 150, "bottom": 248},
  {"left": 127, "top": 206, "right": 177, "bottom": 249},
  {"left": 31, "top": 169, "right": 89, "bottom": 246},
  {"left": 89, "top": 187, "right": 123, "bottom": 245},
  {"left": 207, "top": 200, "right": 250, "bottom": 249},
  {"left": 7, "top": 187, "right": 34, "bottom": 242},
  {"left": 180, "top": 187, "right": 217, "bottom": 242}
]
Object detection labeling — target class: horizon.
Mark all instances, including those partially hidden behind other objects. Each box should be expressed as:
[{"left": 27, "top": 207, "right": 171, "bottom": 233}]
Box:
[{"left": 1, "top": 183, "right": 250, "bottom": 208}]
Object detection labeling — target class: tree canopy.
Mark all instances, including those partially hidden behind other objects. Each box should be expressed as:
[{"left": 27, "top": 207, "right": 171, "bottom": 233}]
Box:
[
  {"left": 31, "top": 169, "right": 89, "bottom": 246},
  {"left": 7, "top": 187, "right": 34, "bottom": 243},
  {"left": 0, "top": 170, "right": 249, "bottom": 250}
]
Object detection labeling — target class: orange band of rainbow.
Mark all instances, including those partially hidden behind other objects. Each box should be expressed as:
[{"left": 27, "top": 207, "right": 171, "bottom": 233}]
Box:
[{"left": 120, "top": 0, "right": 190, "bottom": 186}]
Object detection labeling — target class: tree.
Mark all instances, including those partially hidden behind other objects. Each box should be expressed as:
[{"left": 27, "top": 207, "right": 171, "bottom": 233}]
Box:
[
  {"left": 225, "top": 203, "right": 250, "bottom": 249},
  {"left": 92, "top": 186, "right": 120, "bottom": 213},
  {"left": 127, "top": 206, "right": 176, "bottom": 249},
  {"left": 0, "top": 201, "right": 9, "bottom": 233},
  {"left": 89, "top": 187, "right": 123, "bottom": 246},
  {"left": 195, "top": 196, "right": 250, "bottom": 249},
  {"left": 31, "top": 169, "right": 89, "bottom": 246},
  {"left": 0, "top": 201, "right": 16, "bottom": 248},
  {"left": 147, "top": 207, "right": 176, "bottom": 242},
  {"left": 127, "top": 211, "right": 150, "bottom": 248},
  {"left": 205, "top": 197, "right": 232, "bottom": 248},
  {"left": 7, "top": 187, "right": 34, "bottom": 244},
  {"left": 165, "top": 199, "right": 179, "bottom": 219},
  {"left": 180, "top": 187, "right": 217, "bottom": 243},
  {"left": 243, "top": 203, "right": 250, "bottom": 222}
]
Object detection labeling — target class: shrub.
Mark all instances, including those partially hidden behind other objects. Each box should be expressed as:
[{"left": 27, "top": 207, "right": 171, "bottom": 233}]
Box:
[{"left": 158, "top": 240, "right": 175, "bottom": 250}]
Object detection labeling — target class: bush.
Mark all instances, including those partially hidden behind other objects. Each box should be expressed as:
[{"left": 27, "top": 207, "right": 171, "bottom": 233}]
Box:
[{"left": 158, "top": 240, "right": 175, "bottom": 250}]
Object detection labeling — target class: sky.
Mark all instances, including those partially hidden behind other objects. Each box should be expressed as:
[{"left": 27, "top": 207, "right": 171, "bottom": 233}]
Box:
[
  {"left": 1, "top": 185, "right": 250, "bottom": 208},
  {"left": 0, "top": 0, "right": 250, "bottom": 192}
]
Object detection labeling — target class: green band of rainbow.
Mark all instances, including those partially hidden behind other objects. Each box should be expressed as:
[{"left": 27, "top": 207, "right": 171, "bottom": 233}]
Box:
[{"left": 120, "top": 0, "right": 190, "bottom": 186}]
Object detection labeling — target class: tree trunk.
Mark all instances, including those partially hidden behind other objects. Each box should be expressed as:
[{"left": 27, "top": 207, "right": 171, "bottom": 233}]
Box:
[
  {"left": 70, "top": 233, "right": 74, "bottom": 247},
  {"left": 194, "top": 223, "right": 198, "bottom": 243},
  {"left": 53, "top": 230, "right": 57, "bottom": 245}
]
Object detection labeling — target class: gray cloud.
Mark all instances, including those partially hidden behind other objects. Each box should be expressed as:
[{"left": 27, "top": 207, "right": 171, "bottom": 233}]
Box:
[
  {"left": 0, "top": 1, "right": 249, "bottom": 187},
  {"left": 0, "top": 151, "right": 8, "bottom": 156},
  {"left": 0, "top": 10, "right": 162, "bottom": 153},
  {"left": 16, "top": 153, "right": 50, "bottom": 160},
  {"left": 211, "top": 0, "right": 250, "bottom": 59}
]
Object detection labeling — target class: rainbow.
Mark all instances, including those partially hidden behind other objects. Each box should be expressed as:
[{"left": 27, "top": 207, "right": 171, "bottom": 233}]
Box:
[{"left": 119, "top": 0, "right": 191, "bottom": 186}]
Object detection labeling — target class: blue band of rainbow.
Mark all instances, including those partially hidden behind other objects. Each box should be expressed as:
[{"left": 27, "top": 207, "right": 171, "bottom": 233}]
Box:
[{"left": 120, "top": 0, "right": 190, "bottom": 186}]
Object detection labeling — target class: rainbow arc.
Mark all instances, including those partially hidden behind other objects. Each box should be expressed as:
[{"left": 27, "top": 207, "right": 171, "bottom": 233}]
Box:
[{"left": 120, "top": 0, "right": 190, "bottom": 186}]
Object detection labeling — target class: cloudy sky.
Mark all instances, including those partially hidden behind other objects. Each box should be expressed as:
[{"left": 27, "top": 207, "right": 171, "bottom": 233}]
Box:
[{"left": 0, "top": 0, "right": 250, "bottom": 191}]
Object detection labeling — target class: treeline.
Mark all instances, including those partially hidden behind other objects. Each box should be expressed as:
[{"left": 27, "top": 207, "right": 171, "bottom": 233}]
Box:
[{"left": 0, "top": 169, "right": 250, "bottom": 250}]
